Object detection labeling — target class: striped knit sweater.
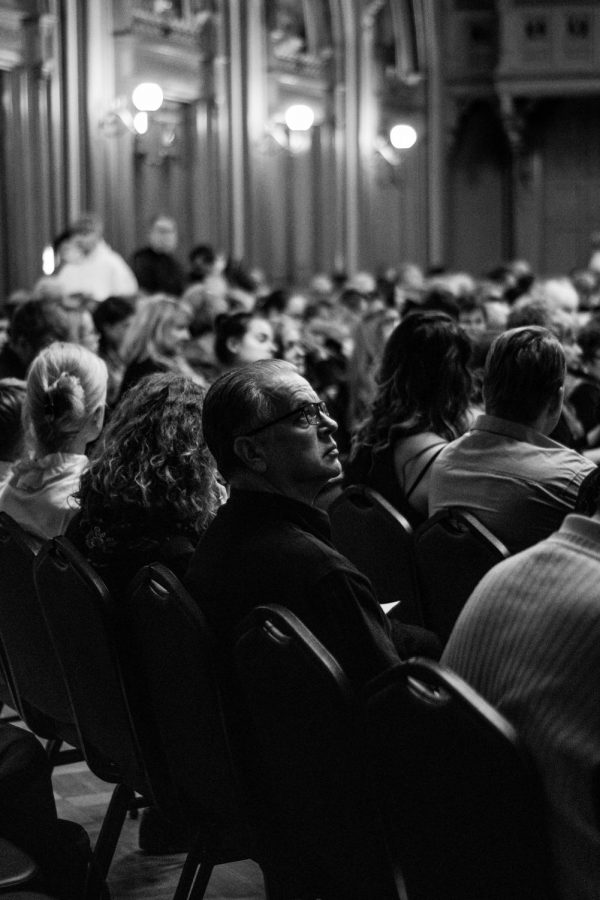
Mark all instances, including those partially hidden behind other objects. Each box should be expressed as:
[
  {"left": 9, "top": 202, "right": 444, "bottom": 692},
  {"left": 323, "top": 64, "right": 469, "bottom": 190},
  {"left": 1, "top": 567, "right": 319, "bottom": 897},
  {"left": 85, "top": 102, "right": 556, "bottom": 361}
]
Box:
[{"left": 442, "top": 514, "right": 600, "bottom": 900}]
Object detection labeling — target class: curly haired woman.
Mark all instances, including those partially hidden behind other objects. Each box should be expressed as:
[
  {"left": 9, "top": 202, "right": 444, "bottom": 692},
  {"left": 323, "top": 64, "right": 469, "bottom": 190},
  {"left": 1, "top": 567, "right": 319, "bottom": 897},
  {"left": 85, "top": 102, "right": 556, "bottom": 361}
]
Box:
[
  {"left": 67, "top": 371, "right": 222, "bottom": 598},
  {"left": 344, "top": 310, "right": 473, "bottom": 526}
]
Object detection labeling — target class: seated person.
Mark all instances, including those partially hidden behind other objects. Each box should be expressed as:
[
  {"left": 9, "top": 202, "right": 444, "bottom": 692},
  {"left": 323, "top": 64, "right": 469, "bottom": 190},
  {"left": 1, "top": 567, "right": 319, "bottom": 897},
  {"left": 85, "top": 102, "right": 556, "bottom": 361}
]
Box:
[
  {"left": 429, "top": 326, "right": 595, "bottom": 553},
  {"left": 0, "top": 379, "right": 26, "bottom": 488},
  {"left": 569, "top": 320, "right": 600, "bottom": 449},
  {"left": 92, "top": 294, "right": 135, "bottom": 407},
  {"left": 185, "top": 360, "right": 439, "bottom": 691},
  {"left": 120, "top": 293, "right": 203, "bottom": 395},
  {"left": 0, "top": 296, "right": 71, "bottom": 380},
  {"left": 442, "top": 501, "right": 600, "bottom": 900},
  {"left": 68, "top": 372, "right": 222, "bottom": 598},
  {"left": 345, "top": 311, "right": 473, "bottom": 526},
  {"left": 214, "top": 311, "right": 276, "bottom": 372},
  {"left": 0, "top": 342, "right": 107, "bottom": 547}
]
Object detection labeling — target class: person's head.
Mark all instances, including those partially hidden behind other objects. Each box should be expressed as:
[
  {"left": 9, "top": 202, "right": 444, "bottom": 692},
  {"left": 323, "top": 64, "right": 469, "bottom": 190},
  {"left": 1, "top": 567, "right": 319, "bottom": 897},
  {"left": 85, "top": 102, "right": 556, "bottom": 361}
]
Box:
[
  {"left": 148, "top": 215, "right": 178, "bottom": 255},
  {"left": 121, "top": 295, "right": 191, "bottom": 365},
  {"left": 8, "top": 297, "right": 72, "bottom": 367},
  {"left": 0, "top": 378, "right": 26, "bottom": 462},
  {"left": 25, "top": 342, "right": 107, "bottom": 456},
  {"left": 576, "top": 321, "right": 600, "bottom": 381},
  {"left": 203, "top": 360, "right": 340, "bottom": 503},
  {"left": 92, "top": 296, "right": 135, "bottom": 354},
  {"left": 71, "top": 213, "right": 103, "bottom": 255},
  {"left": 458, "top": 296, "right": 488, "bottom": 341},
  {"left": 59, "top": 295, "right": 100, "bottom": 354},
  {"left": 275, "top": 316, "right": 306, "bottom": 375},
  {"left": 214, "top": 312, "right": 276, "bottom": 369},
  {"left": 483, "top": 326, "right": 565, "bottom": 432},
  {"left": 188, "top": 244, "right": 217, "bottom": 281},
  {"left": 79, "top": 373, "right": 220, "bottom": 537},
  {"left": 358, "top": 310, "right": 472, "bottom": 447}
]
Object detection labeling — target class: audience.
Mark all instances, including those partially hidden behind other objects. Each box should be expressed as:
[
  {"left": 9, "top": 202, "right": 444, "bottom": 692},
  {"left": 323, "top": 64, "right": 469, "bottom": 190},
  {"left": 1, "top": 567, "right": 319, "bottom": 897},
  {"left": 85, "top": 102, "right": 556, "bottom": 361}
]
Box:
[
  {"left": 429, "top": 326, "right": 595, "bottom": 552},
  {"left": 67, "top": 372, "right": 221, "bottom": 600},
  {"left": 345, "top": 311, "right": 473, "bottom": 526},
  {"left": 0, "top": 342, "right": 107, "bottom": 547},
  {"left": 131, "top": 214, "right": 185, "bottom": 297},
  {"left": 213, "top": 311, "right": 276, "bottom": 372},
  {"left": 0, "top": 379, "right": 26, "bottom": 487},
  {"left": 442, "top": 495, "right": 600, "bottom": 900},
  {"left": 120, "top": 294, "right": 202, "bottom": 394},
  {"left": 185, "top": 360, "right": 438, "bottom": 694}
]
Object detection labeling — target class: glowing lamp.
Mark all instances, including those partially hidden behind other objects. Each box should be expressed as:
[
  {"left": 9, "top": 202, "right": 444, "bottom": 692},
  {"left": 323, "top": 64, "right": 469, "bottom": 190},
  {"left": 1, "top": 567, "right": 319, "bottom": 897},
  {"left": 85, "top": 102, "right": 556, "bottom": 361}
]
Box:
[
  {"left": 132, "top": 82, "right": 164, "bottom": 113},
  {"left": 284, "top": 104, "right": 315, "bottom": 132},
  {"left": 389, "top": 124, "right": 417, "bottom": 150}
]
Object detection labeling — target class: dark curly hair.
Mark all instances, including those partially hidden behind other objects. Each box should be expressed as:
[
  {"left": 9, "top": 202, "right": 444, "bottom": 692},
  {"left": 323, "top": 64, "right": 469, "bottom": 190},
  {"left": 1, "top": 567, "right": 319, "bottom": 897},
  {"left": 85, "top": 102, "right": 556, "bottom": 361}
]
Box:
[
  {"left": 77, "top": 372, "right": 220, "bottom": 540},
  {"left": 353, "top": 310, "right": 472, "bottom": 450}
]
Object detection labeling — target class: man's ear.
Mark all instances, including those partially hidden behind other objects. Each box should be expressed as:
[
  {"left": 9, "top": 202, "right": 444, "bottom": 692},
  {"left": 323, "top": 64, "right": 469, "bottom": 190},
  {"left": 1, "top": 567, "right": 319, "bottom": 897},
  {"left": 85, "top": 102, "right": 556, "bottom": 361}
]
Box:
[
  {"left": 549, "top": 383, "right": 564, "bottom": 414},
  {"left": 233, "top": 435, "right": 268, "bottom": 473}
]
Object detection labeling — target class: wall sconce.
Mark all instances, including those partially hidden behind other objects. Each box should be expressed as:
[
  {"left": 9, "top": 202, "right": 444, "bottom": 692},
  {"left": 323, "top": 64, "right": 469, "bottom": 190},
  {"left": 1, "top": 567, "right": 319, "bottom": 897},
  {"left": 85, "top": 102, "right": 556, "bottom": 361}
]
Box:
[
  {"left": 375, "top": 122, "right": 418, "bottom": 168},
  {"left": 99, "top": 82, "right": 164, "bottom": 137},
  {"left": 262, "top": 103, "right": 316, "bottom": 155}
]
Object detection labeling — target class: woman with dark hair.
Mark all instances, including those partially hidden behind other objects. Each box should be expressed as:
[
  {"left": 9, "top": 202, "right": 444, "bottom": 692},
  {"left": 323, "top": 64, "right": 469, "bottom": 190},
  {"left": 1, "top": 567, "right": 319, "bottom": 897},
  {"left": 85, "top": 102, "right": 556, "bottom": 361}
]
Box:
[
  {"left": 214, "top": 311, "right": 275, "bottom": 371},
  {"left": 67, "top": 372, "right": 222, "bottom": 598},
  {"left": 92, "top": 295, "right": 135, "bottom": 406},
  {"left": 344, "top": 310, "right": 473, "bottom": 525}
]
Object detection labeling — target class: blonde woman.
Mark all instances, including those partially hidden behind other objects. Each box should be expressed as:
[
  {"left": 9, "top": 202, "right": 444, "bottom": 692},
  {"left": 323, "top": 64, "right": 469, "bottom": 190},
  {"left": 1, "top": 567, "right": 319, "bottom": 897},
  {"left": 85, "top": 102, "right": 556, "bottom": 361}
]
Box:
[
  {"left": 0, "top": 342, "right": 107, "bottom": 546},
  {"left": 119, "top": 294, "right": 205, "bottom": 395}
]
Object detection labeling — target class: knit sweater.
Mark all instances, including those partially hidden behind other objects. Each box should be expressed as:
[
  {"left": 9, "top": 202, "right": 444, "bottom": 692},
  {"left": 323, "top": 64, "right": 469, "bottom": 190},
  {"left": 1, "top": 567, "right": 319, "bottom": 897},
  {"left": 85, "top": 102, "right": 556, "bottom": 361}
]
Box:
[{"left": 442, "top": 514, "right": 600, "bottom": 900}]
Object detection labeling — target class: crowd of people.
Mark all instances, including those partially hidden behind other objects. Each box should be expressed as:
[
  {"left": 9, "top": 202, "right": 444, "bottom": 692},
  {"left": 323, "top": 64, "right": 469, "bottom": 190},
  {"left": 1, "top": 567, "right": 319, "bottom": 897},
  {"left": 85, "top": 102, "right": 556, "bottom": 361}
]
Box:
[{"left": 2, "top": 211, "right": 600, "bottom": 897}]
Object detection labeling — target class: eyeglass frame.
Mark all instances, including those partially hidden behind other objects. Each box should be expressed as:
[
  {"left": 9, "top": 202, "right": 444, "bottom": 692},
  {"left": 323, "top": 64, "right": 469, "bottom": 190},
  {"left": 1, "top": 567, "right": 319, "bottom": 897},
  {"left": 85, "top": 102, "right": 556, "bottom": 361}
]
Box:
[{"left": 242, "top": 400, "right": 330, "bottom": 436}]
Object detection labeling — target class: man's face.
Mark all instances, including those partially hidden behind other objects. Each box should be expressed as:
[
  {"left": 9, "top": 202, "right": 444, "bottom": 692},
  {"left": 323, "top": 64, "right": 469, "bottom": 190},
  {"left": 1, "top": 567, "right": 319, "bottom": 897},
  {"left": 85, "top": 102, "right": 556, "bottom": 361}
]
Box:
[{"left": 254, "top": 374, "right": 341, "bottom": 502}]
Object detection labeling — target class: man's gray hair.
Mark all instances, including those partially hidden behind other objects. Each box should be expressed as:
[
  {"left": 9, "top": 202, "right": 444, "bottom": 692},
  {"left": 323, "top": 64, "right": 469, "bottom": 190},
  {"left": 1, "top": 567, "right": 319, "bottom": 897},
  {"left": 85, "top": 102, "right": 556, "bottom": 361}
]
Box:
[{"left": 203, "top": 359, "right": 297, "bottom": 479}]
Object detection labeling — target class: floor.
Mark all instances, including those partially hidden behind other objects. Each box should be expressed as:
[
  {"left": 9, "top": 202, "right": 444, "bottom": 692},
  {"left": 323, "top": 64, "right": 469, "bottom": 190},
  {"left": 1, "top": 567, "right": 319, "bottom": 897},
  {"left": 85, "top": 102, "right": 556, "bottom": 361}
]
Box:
[{"left": 52, "top": 758, "right": 266, "bottom": 899}]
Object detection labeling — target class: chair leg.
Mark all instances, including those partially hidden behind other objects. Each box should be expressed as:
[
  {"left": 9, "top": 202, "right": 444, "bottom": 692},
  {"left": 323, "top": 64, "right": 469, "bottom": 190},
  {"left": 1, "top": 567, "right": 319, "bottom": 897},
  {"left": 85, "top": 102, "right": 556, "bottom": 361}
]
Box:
[
  {"left": 173, "top": 831, "right": 215, "bottom": 900},
  {"left": 92, "top": 782, "right": 134, "bottom": 880}
]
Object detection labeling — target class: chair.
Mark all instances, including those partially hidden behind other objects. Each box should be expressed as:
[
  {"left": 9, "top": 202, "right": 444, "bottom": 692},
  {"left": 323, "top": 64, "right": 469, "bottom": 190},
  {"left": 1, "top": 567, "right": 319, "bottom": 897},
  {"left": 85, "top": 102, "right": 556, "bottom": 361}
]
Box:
[
  {"left": 124, "top": 563, "right": 262, "bottom": 900},
  {"left": 234, "top": 604, "right": 400, "bottom": 900},
  {"left": 413, "top": 507, "right": 510, "bottom": 644},
  {"left": 0, "top": 839, "right": 38, "bottom": 893},
  {"left": 329, "top": 484, "right": 423, "bottom": 625},
  {"left": 33, "top": 537, "right": 158, "bottom": 887},
  {"left": 0, "top": 513, "right": 80, "bottom": 764},
  {"left": 363, "top": 659, "right": 556, "bottom": 900}
]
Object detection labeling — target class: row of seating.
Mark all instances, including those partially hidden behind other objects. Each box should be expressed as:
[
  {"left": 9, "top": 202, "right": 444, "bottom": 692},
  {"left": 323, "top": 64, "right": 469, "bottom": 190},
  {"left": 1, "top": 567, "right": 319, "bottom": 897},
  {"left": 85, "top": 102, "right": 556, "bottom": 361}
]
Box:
[
  {"left": 0, "top": 511, "right": 553, "bottom": 899},
  {"left": 329, "top": 485, "right": 510, "bottom": 643}
]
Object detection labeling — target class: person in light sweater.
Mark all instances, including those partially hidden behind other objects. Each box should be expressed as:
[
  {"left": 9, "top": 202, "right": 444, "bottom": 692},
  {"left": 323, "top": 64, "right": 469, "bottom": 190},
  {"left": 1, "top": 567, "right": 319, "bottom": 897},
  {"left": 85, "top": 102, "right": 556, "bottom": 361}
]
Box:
[{"left": 443, "top": 503, "right": 600, "bottom": 900}]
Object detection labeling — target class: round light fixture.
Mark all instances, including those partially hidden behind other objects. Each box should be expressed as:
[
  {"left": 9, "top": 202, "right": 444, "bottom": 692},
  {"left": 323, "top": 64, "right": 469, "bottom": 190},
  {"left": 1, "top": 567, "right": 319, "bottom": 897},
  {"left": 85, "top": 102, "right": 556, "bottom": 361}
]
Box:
[
  {"left": 389, "top": 124, "right": 418, "bottom": 150},
  {"left": 284, "top": 104, "right": 315, "bottom": 132},
  {"left": 132, "top": 82, "right": 164, "bottom": 113}
]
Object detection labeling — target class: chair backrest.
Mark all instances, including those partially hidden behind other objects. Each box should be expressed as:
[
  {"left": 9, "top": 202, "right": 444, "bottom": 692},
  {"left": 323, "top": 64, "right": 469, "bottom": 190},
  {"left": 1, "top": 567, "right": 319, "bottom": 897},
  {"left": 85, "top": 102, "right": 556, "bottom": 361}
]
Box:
[
  {"left": 364, "top": 658, "right": 556, "bottom": 900},
  {"left": 234, "top": 604, "right": 399, "bottom": 900},
  {"left": 329, "top": 484, "right": 423, "bottom": 625},
  {"left": 0, "top": 513, "right": 72, "bottom": 728},
  {"left": 413, "top": 507, "right": 510, "bottom": 644},
  {"left": 33, "top": 537, "right": 151, "bottom": 792},
  {"left": 124, "top": 563, "right": 252, "bottom": 847}
]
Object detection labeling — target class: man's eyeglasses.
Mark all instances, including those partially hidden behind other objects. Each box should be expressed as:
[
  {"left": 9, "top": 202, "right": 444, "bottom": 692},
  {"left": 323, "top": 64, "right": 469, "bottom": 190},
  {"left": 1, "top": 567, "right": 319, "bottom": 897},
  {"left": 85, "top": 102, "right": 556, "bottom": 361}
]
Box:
[{"left": 244, "top": 400, "right": 330, "bottom": 436}]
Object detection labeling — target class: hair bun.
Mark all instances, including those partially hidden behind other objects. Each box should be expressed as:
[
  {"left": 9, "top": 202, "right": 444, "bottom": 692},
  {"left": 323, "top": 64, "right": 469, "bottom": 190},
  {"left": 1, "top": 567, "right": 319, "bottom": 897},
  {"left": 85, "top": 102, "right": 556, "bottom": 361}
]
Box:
[{"left": 45, "top": 371, "right": 85, "bottom": 420}]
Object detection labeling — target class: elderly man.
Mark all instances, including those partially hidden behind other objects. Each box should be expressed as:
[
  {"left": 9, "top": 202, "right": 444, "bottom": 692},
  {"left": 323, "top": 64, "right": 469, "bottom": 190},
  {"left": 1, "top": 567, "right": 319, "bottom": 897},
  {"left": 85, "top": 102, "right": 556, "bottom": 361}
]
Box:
[
  {"left": 429, "top": 325, "right": 595, "bottom": 552},
  {"left": 442, "top": 497, "right": 600, "bottom": 900},
  {"left": 185, "top": 360, "right": 437, "bottom": 687}
]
